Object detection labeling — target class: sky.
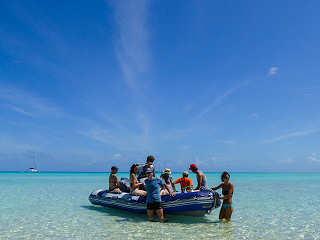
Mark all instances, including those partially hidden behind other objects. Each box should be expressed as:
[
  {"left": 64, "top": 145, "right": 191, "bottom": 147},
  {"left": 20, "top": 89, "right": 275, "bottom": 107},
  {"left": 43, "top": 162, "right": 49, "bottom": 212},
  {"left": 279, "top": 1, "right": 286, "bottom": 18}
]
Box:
[{"left": 0, "top": 0, "right": 320, "bottom": 172}]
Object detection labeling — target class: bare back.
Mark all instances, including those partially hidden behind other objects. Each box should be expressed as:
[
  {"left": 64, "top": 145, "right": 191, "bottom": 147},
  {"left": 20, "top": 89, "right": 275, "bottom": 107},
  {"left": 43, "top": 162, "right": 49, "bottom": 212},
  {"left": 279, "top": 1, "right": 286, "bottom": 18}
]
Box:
[{"left": 109, "top": 174, "right": 118, "bottom": 191}]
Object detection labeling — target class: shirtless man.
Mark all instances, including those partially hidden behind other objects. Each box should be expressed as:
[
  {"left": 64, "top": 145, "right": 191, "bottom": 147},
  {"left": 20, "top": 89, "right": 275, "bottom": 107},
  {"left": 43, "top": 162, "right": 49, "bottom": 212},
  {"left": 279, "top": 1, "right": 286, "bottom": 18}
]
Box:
[
  {"left": 189, "top": 164, "right": 207, "bottom": 190},
  {"left": 109, "top": 166, "right": 121, "bottom": 193}
]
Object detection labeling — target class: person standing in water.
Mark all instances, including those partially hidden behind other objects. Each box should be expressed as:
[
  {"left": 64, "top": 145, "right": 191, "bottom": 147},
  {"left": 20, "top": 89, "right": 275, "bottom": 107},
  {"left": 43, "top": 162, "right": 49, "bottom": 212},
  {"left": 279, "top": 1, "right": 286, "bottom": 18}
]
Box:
[
  {"left": 144, "top": 168, "right": 174, "bottom": 222},
  {"left": 211, "top": 171, "right": 234, "bottom": 221},
  {"left": 189, "top": 164, "right": 207, "bottom": 190}
]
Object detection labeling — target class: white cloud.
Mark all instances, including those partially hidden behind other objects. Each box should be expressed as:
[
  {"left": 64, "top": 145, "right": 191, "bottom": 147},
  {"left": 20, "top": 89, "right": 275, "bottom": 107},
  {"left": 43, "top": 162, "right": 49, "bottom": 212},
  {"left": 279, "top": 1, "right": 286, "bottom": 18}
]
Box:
[
  {"left": 113, "top": 153, "right": 121, "bottom": 159},
  {"left": 308, "top": 153, "right": 320, "bottom": 163},
  {"left": 268, "top": 67, "right": 279, "bottom": 76},
  {"left": 263, "top": 128, "right": 320, "bottom": 144}
]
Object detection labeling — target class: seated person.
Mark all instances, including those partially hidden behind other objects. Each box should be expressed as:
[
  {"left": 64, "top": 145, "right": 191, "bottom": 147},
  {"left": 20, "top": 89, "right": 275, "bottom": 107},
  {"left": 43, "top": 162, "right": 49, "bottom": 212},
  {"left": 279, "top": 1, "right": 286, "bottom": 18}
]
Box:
[
  {"left": 130, "top": 164, "right": 147, "bottom": 196},
  {"left": 160, "top": 168, "right": 176, "bottom": 195},
  {"left": 174, "top": 171, "right": 193, "bottom": 192},
  {"left": 109, "top": 166, "right": 121, "bottom": 193}
]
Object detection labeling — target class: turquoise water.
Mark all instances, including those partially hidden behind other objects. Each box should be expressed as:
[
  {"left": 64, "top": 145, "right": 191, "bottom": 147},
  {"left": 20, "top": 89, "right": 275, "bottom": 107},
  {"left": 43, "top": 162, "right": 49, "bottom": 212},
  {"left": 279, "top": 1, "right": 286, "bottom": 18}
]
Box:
[{"left": 1, "top": 172, "right": 320, "bottom": 240}]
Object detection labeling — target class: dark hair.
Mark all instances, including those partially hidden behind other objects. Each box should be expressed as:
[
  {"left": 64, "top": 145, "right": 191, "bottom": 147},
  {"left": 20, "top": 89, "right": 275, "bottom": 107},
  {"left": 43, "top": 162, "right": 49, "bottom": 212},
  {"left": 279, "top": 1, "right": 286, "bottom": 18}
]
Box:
[
  {"left": 146, "top": 155, "right": 155, "bottom": 163},
  {"left": 221, "top": 171, "right": 230, "bottom": 182},
  {"left": 130, "top": 164, "right": 139, "bottom": 175},
  {"left": 111, "top": 166, "right": 118, "bottom": 171}
]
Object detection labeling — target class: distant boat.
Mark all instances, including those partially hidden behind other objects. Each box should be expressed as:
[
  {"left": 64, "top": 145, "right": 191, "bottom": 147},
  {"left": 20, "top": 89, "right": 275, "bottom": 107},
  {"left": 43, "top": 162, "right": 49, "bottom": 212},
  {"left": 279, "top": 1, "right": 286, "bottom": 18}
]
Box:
[
  {"left": 25, "top": 167, "right": 39, "bottom": 173},
  {"left": 25, "top": 152, "right": 40, "bottom": 173}
]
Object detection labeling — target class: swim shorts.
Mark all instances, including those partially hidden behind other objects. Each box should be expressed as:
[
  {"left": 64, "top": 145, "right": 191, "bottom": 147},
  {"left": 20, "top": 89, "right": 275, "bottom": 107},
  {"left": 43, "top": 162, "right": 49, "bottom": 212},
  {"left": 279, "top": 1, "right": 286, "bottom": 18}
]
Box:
[{"left": 147, "top": 202, "right": 162, "bottom": 210}]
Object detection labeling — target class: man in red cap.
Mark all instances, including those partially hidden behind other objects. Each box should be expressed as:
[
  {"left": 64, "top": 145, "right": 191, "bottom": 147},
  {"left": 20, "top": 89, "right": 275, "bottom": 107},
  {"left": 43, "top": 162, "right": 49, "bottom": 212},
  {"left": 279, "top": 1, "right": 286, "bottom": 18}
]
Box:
[{"left": 189, "top": 164, "right": 207, "bottom": 190}]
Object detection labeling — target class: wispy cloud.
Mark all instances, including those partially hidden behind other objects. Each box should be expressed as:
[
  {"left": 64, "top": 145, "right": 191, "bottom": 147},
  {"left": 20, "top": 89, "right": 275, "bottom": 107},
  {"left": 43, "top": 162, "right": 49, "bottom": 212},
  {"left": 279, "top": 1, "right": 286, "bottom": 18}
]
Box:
[
  {"left": 0, "top": 137, "right": 39, "bottom": 153},
  {"left": 161, "top": 127, "right": 193, "bottom": 141},
  {"left": 3, "top": 104, "right": 34, "bottom": 117},
  {"left": 110, "top": 0, "right": 150, "bottom": 91},
  {"left": 217, "top": 140, "right": 236, "bottom": 145},
  {"left": 0, "top": 86, "right": 63, "bottom": 118},
  {"left": 249, "top": 113, "right": 259, "bottom": 119},
  {"left": 197, "top": 79, "right": 250, "bottom": 118},
  {"left": 262, "top": 128, "right": 320, "bottom": 144},
  {"left": 79, "top": 126, "right": 152, "bottom": 152},
  {"left": 268, "top": 66, "right": 279, "bottom": 76}
]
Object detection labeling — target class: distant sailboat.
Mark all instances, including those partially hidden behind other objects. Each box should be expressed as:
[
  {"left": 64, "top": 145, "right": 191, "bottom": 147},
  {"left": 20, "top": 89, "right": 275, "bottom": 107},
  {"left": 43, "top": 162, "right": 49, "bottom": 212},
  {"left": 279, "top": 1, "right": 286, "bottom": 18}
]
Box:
[
  {"left": 25, "top": 167, "right": 39, "bottom": 173},
  {"left": 25, "top": 152, "right": 39, "bottom": 173}
]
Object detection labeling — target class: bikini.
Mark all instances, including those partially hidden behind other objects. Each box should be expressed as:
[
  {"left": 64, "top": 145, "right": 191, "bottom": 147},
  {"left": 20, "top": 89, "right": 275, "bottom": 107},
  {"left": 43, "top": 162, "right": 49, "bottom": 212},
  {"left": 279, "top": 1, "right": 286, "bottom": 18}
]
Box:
[{"left": 222, "top": 188, "right": 233, "bottom": 208}]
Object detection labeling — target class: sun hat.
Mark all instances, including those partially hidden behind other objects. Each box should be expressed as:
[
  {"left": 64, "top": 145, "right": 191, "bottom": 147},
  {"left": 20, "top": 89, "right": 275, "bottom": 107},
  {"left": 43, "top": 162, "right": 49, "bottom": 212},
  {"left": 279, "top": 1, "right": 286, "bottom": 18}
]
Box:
[
  {"left": 189, "top": 163, "right": 197, "bottom": 170},
  {"left": 163, "top": 168, "right": 171, "bottom": 174}
]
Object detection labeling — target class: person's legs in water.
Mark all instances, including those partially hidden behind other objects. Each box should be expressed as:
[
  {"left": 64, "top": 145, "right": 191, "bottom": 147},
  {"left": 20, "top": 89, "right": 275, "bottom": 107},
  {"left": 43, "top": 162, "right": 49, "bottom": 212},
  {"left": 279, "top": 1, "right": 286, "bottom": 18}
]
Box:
[
  {"left": 224, "top": 206, "right": 233, "bottom": 221},
  {"left": 156, "top": 208, "right": 167, "bottom": 222},
  {"left": 147, "top": 209, "right": 154, "bottom": 221},
  {"left": 219, "top": 206, "right": 226, "bottom": 220}
]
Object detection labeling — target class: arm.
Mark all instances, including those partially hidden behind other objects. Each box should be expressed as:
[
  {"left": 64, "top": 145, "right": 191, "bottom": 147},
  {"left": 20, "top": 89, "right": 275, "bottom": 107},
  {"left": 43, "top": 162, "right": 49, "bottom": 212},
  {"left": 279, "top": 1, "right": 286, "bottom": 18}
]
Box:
[
  {"left": 169, "top": 177, "right": 176, "bottom": 191},
  {"left": 164, "top": 181, "right": 175, "bottom": 197},
  {"left": 211, "top": 183, "right": 223, "bottom": 191},
  {"left": 130, "top": 174, "right": 143, "bottom": 189},
  {"left": 161, "top": 177, "right": 172, "bottom": 191},
  {"left": 173, "top": 178, "right": 181, "bottom": 185}
]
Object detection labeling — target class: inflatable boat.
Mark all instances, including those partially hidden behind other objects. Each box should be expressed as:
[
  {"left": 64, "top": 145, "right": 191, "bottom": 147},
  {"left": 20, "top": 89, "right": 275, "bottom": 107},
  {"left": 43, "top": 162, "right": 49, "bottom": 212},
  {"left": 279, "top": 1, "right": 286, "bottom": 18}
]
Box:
[{"left": 89, "top": 189, "right": 221, "bottom": 216}]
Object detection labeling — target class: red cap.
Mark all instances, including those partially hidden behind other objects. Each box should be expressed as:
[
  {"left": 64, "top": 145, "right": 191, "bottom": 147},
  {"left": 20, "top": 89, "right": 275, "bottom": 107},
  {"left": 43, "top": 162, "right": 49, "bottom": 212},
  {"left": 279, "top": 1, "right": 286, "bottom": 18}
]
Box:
[{"left": 189, "top": 163, "right": 197, "bottom": 170}]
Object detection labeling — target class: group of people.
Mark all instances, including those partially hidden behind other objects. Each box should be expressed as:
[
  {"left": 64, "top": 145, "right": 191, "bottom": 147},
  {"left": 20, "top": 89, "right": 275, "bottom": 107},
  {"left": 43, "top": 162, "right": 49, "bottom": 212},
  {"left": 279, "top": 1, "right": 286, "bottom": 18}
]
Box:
[{"left": 108, "top": 155, "right": 234, "bottom": 222}]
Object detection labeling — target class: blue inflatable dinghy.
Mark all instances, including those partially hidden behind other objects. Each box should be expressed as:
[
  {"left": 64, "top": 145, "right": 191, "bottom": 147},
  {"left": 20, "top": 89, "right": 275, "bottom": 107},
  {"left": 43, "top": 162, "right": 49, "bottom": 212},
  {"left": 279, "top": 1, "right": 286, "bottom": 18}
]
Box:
[{"left": 89, "top": 189, "right": 221, "bottom": 216}]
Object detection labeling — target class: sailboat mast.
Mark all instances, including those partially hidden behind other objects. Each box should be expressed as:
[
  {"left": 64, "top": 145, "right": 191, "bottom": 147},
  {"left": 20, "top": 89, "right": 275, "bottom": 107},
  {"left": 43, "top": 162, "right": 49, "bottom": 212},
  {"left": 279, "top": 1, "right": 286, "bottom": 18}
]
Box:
[{"left": 34, "top": 152, "right": 38, "bottom": 170}]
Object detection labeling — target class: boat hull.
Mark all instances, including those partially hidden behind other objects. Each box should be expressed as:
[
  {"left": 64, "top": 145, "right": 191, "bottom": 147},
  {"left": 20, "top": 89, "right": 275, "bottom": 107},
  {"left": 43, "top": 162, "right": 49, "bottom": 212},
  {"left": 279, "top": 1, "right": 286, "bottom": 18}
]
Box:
[{"left": 89, "top": 189, "right": 221, "bottom": 216}]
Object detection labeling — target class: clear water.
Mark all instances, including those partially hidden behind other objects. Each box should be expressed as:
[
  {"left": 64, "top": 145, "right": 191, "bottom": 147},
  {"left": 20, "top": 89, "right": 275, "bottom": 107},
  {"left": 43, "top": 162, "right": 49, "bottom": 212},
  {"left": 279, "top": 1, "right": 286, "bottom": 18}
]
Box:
[{"left": 0, "top": 172, "right": 319, "bottom": 240}]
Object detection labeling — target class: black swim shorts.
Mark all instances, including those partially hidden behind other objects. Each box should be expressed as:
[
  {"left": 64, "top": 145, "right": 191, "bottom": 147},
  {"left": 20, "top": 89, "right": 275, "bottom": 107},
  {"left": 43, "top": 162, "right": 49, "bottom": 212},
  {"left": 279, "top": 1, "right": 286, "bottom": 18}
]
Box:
[{"left": 147, "top": 202, "right": 162, "bottom": 210}]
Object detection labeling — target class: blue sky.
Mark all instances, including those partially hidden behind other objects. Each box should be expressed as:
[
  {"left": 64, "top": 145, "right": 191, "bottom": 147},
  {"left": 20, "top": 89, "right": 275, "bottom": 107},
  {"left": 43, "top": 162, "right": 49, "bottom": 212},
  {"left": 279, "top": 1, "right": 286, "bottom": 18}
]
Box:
[{"left": 0, "top": 0, "right": 320, "bottom": 172}]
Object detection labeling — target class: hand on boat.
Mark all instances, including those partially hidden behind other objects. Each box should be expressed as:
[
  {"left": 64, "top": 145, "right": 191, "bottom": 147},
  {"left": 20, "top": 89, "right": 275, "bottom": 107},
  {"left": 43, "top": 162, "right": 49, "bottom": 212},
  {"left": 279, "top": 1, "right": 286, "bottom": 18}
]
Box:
[{"left": 169, "top": 192, "right": 175, "bottom": 197}]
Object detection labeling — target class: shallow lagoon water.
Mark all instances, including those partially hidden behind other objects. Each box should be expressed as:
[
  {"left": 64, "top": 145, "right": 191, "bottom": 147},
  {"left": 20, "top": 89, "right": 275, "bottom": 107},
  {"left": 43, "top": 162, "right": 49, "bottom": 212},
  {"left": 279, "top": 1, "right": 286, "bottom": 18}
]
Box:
[{"left": 0, "top": 172, "right": 320, "bottom": 239}]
